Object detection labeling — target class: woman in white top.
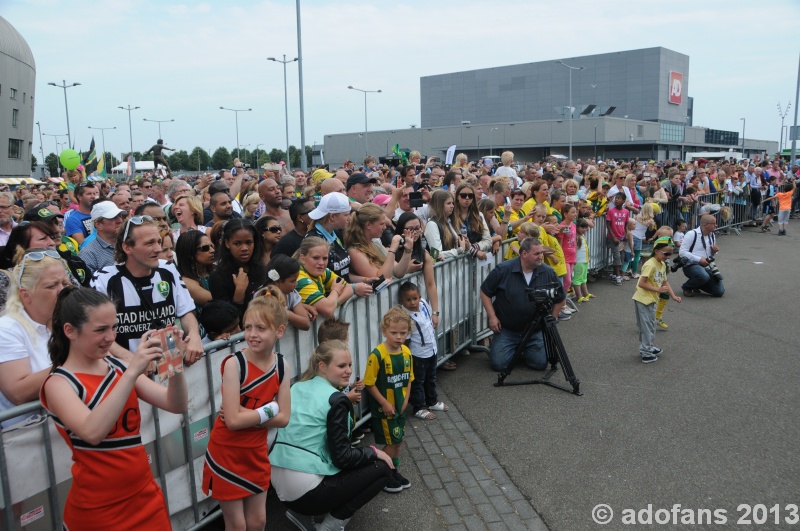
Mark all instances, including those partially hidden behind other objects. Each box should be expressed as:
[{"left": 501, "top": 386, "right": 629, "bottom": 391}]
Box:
[
  {"left": 424, "top": 190, "right": 469, "bottom": 261},
  {"left": 171, "top": 194, "right": 206, "bottom": 243},
  {"left": 0, "top": 248, "right": 72, "bottom": 427}
]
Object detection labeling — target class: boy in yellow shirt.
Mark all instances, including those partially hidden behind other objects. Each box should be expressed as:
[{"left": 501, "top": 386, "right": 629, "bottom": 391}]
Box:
[{"left": 632, "top": 236, "right": 681, "bottom": 364}]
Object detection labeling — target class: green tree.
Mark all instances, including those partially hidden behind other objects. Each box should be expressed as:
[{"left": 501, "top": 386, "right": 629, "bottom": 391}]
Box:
[
  {"left": 238, "top": 148, "right": 251, "bottom": 167},
  {"left": 168, "top": 150, "right": 190, "bottom": 171},
  {"left": 44, "top": 152, "right": 59, "bottom": 176},
  {"left": 211, "top": 147, "right": 231, "bottom": 170},
  {"left": 250, "top": 148, "right": 268, "bottom": 169},
  {"left": 103, "top": 152, "right": 119, "bottom": 169},
  {"left": 268, "top": 148, "right": 286, "bottom": 163},
  {"left": 305, "top": 145, "right": 313, "bottom": 168},
  {"left": 31, "top": 154, "right": 37, "bottom": 172},
  {"left": 139, "top": 150, "right": 154, "bottom": 162},
  {"left": 189, "top": 147, "right": 211, "bottom": 171}
]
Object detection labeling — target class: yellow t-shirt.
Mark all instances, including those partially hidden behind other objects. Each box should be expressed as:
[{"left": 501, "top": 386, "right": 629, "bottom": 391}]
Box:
[
  {"left": 632, "top": 257, "right": 667, "bottom": 306},
  {"left": 522, "top": 198, "right": 552, "bottom": 217},
  {"left": 539, "top": 231, "right": 567, "bottom": 277},
  {"left": 296, "top": 267, "right": 340, "bottom": 306}
]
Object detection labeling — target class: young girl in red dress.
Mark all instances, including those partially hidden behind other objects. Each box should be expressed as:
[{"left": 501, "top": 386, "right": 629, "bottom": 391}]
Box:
[
  {"left": 202, "top": 286, "right": 291, "bottom": 531},
  {"left": 41, "top": 287, "right": 188, "bottom": 531}
]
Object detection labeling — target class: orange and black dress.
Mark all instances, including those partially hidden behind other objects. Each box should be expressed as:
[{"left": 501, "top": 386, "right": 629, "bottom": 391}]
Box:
[
  {"left": 202, "top": 351, "right": 282, "bottom": 500},
  {"left": 40, "top": 356, "right": 171, "bottom": 531}
]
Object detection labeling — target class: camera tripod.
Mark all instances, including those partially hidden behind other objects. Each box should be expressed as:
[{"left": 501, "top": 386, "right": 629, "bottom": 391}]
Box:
[{"left": 494, "top": 306, "right": 582, "bottom": 396}]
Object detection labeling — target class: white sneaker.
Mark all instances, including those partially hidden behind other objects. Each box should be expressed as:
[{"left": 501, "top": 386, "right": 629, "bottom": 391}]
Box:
[{"left": 561, "top": 307, "right": 575, "bottom": 314}]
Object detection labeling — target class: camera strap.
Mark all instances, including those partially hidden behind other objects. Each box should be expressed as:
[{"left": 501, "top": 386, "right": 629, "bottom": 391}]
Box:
[{"left": 687, "top": 228, "right": 714, "bottom": 255}]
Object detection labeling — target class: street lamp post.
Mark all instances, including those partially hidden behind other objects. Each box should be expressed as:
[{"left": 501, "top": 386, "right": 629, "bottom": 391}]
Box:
[
  {"left": 489, "top": 127, "right": 498, "bottom": 156},
  {"left": 740, "top": 118, "right": 746, "bottom": 160},
  {"left": 142, "top": 118, "right": 174, "bottom": 139},
  {"left": 118, "top": 105, "right": 140, "bottom": 158},
  {"left": 220, "top": 107, "right": 252, "bottom": 160},
  {"left": 268, "top": 55, "right": 298, "bottom": 170},
  {"left": 555, "top": 60, "right": 584, "bottom": 161},
  {"left": 348, "top": 86, "right": 382, "bottom": 158},
  {"left": 778, "top": 102, "right": 791, "bottom": 153},
  {"left": 295, "top": 0, "right": 308, "bottom": 172},
  {"left": 35, "top": 121, "right": 45, "bottom": 177},
  {"left": 43, "top": 132, "right": 67, "bottom": 174},
  {"left": 88, "top": 126, "right": 116, "bottom": 172},
  {"left": 47, "top": 80, "right": 80, "bottom": 147}
]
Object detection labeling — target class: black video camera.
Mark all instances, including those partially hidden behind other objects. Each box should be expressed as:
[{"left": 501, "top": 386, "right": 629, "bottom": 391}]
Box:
[{"left": 526, "top": 282, "right": 563, "bottom": 312}]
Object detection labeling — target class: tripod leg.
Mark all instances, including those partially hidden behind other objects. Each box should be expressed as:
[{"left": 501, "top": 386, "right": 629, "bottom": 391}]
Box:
[
  {"left": 541, "top": 316, "right": 582, "bottom": 395},
  {"left": 494, "top": 314, "right": 543, "bottom": 387}
]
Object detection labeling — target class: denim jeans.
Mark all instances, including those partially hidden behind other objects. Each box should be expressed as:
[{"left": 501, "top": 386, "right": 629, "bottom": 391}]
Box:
[
  {"left": 489, "top": 328, "right": 546, "bottom": 372},
  {"left": 410, "top": 355, "right": 438, "bottom": 412},
  {"left": 681, "top": 263, "right": 725, "bottom": 297}
]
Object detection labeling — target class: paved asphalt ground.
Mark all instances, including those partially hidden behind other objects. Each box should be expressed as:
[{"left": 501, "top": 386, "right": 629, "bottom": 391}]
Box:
[{"left": 206, "top": 226, "right": 799, "bottom": 530}]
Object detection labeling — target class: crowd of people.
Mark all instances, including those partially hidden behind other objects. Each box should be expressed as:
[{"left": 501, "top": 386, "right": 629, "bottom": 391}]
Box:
[{"left": 0, "top": 150, "right": 797, "bottom": 529}]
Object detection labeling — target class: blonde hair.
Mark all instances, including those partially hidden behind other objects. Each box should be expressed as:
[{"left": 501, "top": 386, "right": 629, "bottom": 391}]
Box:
[
  {"left": 174, "top": 194, "right": 203, "bottom": 225},
  {"left": 501, "top": 151, "right": 514, "bottom": 166},
  {"left": 518, "top": 222, "right": 540, "bottom": 239},
  {"left": 637, "top": 202, "right": 654, "bottom": 224},
  {"left": 244, "top": 285, "right": 288, "bottom": 331},
  {"left": 6, "top": 254, "right": 69, "bottom": 346},
  {"left": 343, "top": 204, "right": 386, "bottom": 269},
  {"left": 241, "top": 192, "right": 260, "bottom": 216},
  {"left": 381, "top": 306, "right": 413, "bottom": 334},
  {"left": 301, "top": 339, "right": 348, "bottom": 381}
]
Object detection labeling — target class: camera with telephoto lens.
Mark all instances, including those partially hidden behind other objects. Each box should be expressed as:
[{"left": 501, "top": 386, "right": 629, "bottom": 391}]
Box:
[
  {"left": 705, "top": 256, "right": 723, "bottom": 281},
  {"left": 669, "top": 255, "right": 689, "bottom": 272},
  {"left": 526, "top": 282, "right": 563, "bottom": 313}
]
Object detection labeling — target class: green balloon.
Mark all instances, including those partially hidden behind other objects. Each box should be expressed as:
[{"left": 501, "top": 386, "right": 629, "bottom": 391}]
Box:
[{"left": 60, "top": 149, "right": 80, "bottom": 171}]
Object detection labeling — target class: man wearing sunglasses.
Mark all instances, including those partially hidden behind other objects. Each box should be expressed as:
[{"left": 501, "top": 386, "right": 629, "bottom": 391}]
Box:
[{"left": 91, "top": 215, "right": 204, "bottom": 365}]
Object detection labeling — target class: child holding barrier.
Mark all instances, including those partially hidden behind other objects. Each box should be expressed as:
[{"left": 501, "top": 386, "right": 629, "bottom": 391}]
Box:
[
  {"left": 41, "top": 287, "right": 188, "bottom": 530},
  {"left": 202, "top": 288, "right": 291, "bottom": 531}
]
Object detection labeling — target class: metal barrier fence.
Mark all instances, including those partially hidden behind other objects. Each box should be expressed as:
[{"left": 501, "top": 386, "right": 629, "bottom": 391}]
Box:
[{"left": 0, "top": 241, "right": 516, "bottom": 531}]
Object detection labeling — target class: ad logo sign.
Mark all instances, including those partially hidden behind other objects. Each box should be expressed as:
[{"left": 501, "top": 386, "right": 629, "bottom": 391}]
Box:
[{"left": 669, "top": 71, "right": 683, "bottom": 105}]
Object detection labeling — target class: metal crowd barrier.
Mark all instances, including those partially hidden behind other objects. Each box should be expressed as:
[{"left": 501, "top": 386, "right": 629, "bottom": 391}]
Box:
[{"left": 0, "top": 245, "right": 519, "bottom": 531}]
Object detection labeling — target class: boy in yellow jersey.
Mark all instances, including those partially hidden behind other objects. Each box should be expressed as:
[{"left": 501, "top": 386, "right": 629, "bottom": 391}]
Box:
[
  {"left": 364, "top": 307, "right": 415, "bottom": 493},
  {"left": 531, "top": 205, "right": 571, "bottom": 320}
]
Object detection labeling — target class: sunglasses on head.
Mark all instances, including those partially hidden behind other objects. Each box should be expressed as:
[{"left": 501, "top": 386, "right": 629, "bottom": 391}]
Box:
[
  {"left": 262, "top": 226, "right": 282, "bottom": 234},
  {"left": 122, "top": 215, "right": 153, "bottom": 241},
  {"left": 458, "top": 193, "right": 475, "bottom": 199},
  {"left": 17, "top": 248, "right": 61, "bottom": 286}
]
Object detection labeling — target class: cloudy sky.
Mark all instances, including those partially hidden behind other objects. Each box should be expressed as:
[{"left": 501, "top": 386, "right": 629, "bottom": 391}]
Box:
[{"left": 5, "top": 0, "right": 799, "bottom": 161}]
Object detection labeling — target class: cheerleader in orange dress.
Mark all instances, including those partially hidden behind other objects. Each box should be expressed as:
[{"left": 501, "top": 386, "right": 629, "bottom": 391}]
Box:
[
  {"left": 40, "top": 288, "right": 188, "bottom": 531},
  {"left": 202, "top": 286, "right": 291, "bottom": 531}
]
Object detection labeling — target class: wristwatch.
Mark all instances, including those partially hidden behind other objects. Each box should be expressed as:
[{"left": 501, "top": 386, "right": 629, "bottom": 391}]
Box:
[{"left": 432, "top": 311, "right": 440, "bottom": 316}]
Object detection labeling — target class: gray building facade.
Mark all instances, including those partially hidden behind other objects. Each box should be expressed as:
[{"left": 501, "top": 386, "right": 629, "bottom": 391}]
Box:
[
  {"left": 421, "top": 47, "right": 690, "bottom": 128},
  {"left": 0, "top": 16, "right": 36, "bottom": 179}
]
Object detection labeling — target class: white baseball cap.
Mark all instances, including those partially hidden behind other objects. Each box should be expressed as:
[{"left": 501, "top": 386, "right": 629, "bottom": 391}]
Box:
[
  {"left": 308, "top": 192, "right": 351, "bottom": 220},
  {"left": 91, "top": 201, "right": 126, "bottom": 222}
]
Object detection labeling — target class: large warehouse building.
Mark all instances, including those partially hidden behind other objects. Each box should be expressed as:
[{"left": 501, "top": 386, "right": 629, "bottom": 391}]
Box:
[{"left": 322, "top": 47, "right": 776, "bottom": 167}]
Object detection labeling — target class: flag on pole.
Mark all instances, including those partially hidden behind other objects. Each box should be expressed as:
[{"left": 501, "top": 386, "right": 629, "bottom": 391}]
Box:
[
  {"left": 83, "top": 138, "right": 98, "bottom": 176},
  {"left": 445, "top": 145, "right": 457, "bottom": 165},
  {"left": 97, "top": 152, "right": 106, "bottom": 178}
]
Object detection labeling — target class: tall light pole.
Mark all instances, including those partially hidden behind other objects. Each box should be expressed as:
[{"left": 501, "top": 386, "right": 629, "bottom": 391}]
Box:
[
  {"left": 88, "top": 126, "right": 116, "bottom": 172},
  {"left": 739, "top": 118, "right": 745, "bottom": 160},
  {"left": 348, "top": 86, "right": 382, "bottom": 158},
  {"left": 295, "top": 0, "right": 308, "bottom": 171},
  {"left": 489, "top": 127, "right": 498, "bottom": 156},
  {"left": 35, "top": 121, "right": 45, "bottom": 176},
  {"left": 778, "top": 101, "right": 791, "bottom": 153},
  {"left": 268, "top": 55, "right": 298, "bottom": 170},
  {"left": 555, "top": 60, "right": 584, "bottom": 161},
  {"left": 220, "top": 107, "right": 252, "bottom": 160},
  {"left": 47, "top": 80, "right": 80, "bottom": 147},
  {"left": 254, "top": 143, "right": 264, "bottom": 170},
  {"left": 43, "top": 132, "right": 66, "bottom": 175},
  {"left": 142, "top": 118, "right": 174, "bottom": 139},
  {"left": 118, "top": 105, "right": 140, "bottom": 157}
]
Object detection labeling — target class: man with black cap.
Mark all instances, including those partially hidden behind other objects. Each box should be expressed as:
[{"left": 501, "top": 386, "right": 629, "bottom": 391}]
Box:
[
  {"left": 23, "top": 203, "right": 91, "bottom": 286},
  {"left": 79, "top": 201, "right": 126, "bottom": 275},
  {"left": 272, "top": 199, "right": 315, "bottom": 258},
  {"left": 346, "top": 172, "right": 377, "bottom": 206}
]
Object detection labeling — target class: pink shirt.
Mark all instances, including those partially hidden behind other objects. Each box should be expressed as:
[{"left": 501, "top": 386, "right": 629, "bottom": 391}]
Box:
[
  {"left": 606, "top": 207, "right": 629, "bottom": 240},
  {"left": 557, "top": 222, "right": 577, "bottom": 264}
]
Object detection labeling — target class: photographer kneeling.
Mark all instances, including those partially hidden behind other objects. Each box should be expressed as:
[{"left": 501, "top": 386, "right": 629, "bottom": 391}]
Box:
[
  {"left": 676, "top": 214, "right": 724, "bottom": 298},
  {"left": 480, "top": 238, "right": 566, "bottom": 372}
]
